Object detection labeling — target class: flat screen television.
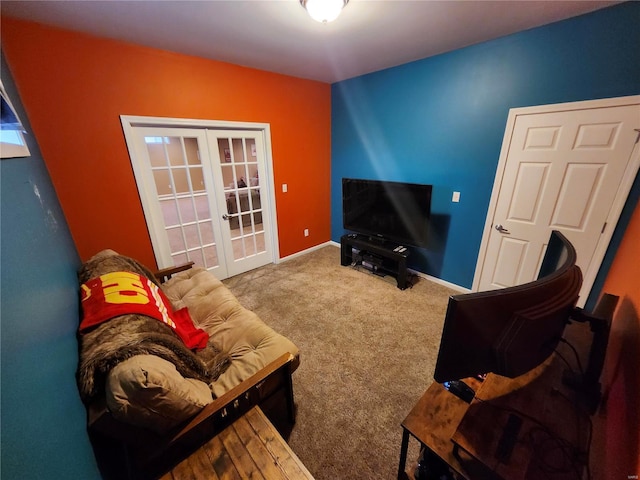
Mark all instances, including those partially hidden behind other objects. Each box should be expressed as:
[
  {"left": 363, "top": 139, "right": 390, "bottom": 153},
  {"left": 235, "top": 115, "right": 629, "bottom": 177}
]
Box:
[
  {"left": 433, "top": 230, "right": 583, "bottom": 383},
  {"left": 342, "top": 178, "right": 432, "bottom": 247}
]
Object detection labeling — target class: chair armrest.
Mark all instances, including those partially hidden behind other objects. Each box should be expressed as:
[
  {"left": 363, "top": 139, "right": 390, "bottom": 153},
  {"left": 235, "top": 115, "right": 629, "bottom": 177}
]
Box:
[{"left": 154, "top": 262, "right": 195, "bottom": 283}]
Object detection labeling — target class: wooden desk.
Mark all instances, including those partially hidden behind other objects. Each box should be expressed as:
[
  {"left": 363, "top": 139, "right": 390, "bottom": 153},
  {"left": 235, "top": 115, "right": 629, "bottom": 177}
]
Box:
[
  {"left": 398, "top": 378, "right": 485, "bottom": 480},
  {"left": 162, "top": 406, "right": 315, "bottom": 480},
  {"left": 398, "top": 355, "right": 591, "bottom": 480}
]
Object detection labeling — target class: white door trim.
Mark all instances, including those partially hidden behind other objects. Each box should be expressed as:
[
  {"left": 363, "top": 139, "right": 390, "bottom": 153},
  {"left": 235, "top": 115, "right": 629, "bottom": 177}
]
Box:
[
  {"left": 120, "top": 115, "right": 281, "bottom": 265},
  {"left": 472, "top": 95, "right": 640, "bottom": 300}
]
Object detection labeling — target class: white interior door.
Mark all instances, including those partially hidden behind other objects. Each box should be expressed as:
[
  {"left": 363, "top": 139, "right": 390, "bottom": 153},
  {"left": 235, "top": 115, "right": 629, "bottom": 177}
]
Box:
[
  {"left": 207, "top": 130, "right": 273, "bottom": 277},
  {"left": 474, "top": 97, "right": 640, "bottom": 306},
  {"left": 124, "top": 121, "right": 277, "bottom": 279}
]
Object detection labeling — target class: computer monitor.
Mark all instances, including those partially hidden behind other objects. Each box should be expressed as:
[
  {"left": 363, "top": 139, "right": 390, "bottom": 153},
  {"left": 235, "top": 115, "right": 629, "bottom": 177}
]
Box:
[{"left": 434, "top": 230, "right": 582, "bottom": 383}]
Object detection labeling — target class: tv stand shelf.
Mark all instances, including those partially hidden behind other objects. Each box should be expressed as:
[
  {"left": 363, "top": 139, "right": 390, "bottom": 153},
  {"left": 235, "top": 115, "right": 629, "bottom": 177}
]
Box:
[{"left": 340, "top": 234, "right": 410, "bottom": 290}]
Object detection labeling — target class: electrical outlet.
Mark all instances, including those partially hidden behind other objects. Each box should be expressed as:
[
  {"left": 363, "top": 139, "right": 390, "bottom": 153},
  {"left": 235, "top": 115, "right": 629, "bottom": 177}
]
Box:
[
  {"left": 304, "top": 229, "right": 309, "bottom": 237},
  {"left": 282, "top": 183, "right": 288, "bottom": 193},
  {"left": 452, "top": 191, "right": 461, "bottom": 203}
]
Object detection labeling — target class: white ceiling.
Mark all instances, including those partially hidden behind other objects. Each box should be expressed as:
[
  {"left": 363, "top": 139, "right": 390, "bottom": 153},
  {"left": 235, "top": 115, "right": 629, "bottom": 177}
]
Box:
[{"left": 1, "top": 0, "right": 621, "bottom": 83}]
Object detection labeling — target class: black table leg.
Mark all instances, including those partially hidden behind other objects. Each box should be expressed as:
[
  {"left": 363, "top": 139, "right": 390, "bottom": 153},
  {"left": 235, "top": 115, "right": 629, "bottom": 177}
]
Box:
[{"left": 398, "top": 429, "right": 410, "bottom": 479}]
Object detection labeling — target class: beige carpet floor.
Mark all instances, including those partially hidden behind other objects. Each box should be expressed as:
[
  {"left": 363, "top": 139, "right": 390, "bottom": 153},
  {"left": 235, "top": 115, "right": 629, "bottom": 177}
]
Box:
[{"left": 223, "top": 245, "right": 457, "bottom": 480}]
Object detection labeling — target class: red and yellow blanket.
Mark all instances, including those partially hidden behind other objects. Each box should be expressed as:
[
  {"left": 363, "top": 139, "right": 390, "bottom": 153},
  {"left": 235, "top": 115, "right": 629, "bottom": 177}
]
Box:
[{"left": 80, "top": 271, "right": 209, "bottom": 350}]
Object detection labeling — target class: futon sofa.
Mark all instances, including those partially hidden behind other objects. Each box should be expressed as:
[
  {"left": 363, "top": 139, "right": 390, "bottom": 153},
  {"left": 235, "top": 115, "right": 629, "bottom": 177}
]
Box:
[{"left": 76, "top": 250, "right": 300, "bottom": 479}]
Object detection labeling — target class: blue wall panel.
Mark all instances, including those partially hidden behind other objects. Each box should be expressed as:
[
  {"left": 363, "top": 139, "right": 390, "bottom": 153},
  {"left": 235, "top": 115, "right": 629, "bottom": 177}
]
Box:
[
  {"left": 0, "top": 53, "right": 100, "bottom": 479},
  {"left": 331, "top": 2, "right": 640, "bottom": 290}
]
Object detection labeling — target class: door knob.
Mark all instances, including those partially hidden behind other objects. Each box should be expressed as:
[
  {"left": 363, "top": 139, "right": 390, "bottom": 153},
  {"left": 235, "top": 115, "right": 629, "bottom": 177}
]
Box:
[
  {"left": 495, "top": 224, "right": 510, "bottom": 234},
  {"left": 222, "top": 213, "right": 237, "bottom": 220}
]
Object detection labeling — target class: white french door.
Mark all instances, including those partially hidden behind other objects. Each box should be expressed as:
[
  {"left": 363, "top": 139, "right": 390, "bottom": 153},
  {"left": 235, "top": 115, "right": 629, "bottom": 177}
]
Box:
[
  {"left": 207, "top": 129, "right": 273, "bottom": 277},
  {"left": 123, "top": 119, "right": 276, "bottom": 279}
]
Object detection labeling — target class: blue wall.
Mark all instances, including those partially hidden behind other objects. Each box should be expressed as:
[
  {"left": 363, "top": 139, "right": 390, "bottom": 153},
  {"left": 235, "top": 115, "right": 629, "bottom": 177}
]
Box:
[
  {"left": 0, "top": 53, "right": 100, "bottom": 479},
  {"left": 331, "top": 2, "right": 640, "bottom": 292}
]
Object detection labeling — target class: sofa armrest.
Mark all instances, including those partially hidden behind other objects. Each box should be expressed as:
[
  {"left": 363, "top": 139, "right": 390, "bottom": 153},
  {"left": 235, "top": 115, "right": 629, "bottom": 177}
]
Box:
[
  {"left": 142, "top": 352, "right": 295, "bottom": 477},
  {"left": 176, "top": 352, "right": 294, "bottom": 438},
  {"left": 154, "top": 262, "right": 195, "bottom": 283},
  {"left": 90, "top": 352, "right": 296, "bottom": 479}
]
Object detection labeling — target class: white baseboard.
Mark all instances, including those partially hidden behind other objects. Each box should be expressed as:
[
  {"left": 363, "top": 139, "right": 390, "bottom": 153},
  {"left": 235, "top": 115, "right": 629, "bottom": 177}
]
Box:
[
  {"left": 285, "top": 241, "right": 470, "bottom": 293},
  {"left": 278, "top": 241, "right": 335, "bottom": 263},
  {"left": 409, "top": 269, "right": 470, "bottom": 293}
]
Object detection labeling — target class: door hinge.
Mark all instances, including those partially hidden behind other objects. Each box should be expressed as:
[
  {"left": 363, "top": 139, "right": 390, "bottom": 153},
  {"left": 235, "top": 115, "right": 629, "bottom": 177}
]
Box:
[
  {"left": 601, "top": 222, "right": 607, "bottom": 234},
  {"left": 634, "top": 129, "right": 640, "bottom": 144}
]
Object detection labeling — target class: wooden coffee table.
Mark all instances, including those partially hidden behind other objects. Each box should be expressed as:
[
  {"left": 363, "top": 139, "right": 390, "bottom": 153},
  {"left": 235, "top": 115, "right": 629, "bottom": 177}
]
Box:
[{"left": 161, "top": 406, "right": 314, "bottom": 479}]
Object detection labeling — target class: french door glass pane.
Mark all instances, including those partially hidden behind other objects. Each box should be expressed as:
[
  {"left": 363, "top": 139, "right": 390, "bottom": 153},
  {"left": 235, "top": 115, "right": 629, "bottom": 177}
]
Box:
[
  {"left": 176, "top": 197, "right": 195, "bottom": 223},
  {"left": 184, "top": 224, "right": 200, "bottom": 249},
  {"left": 171, "top": 252, "right": 188, "bottom": 266},
  {"left": 184, "top": 137, "right": 200, "bottom": 165},
  {"left": 153, "top": 170, "right": 171, "bottom": 196},
  {"left": 204, "top": 246, "right": 218, "bottom": 268},
  {"left": 160, "top": 199, "right": 179, "bottom": 225},
  {"left": 145, "top": 134, "right": 220, "bottom": 270},
  {"left": 200, "top": 222, "right": 214, "bottom": 244},
  {"left": 217, "top": 136, "right": 265, "bottom": 261},
  {"left": 167, "top": 227, "right": 185, "bottom": 252},
  {"left": 190, "top": 168, "right": 205, "bottom": 191}
]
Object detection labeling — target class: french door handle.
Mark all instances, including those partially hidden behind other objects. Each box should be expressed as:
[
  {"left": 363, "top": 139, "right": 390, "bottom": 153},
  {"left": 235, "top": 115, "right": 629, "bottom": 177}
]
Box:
[
  {"left": 222, "top": 213, "right": 238, "bottom": 221},
  {"left": 495, "top": 224, "right": 510, "bottom": 234}
]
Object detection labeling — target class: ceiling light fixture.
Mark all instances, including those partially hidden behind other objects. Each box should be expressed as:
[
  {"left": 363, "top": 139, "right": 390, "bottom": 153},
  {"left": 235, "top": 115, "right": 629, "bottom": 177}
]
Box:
[{"left": 300, "top": 0, "right": 349, "bottom": 24}]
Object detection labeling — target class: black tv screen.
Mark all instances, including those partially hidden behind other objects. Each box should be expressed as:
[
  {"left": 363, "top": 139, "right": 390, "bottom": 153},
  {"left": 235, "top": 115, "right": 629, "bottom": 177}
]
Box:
[{"left": 342, "top": 178, "right": 432, "bottom": 247}]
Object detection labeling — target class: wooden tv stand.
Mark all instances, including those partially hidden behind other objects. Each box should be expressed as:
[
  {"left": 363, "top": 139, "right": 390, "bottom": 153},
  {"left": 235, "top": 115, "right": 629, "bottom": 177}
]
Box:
[
  {"left": 340, "top": 234, "right": 410, "bottom": 289},
  {"left": 398, "top": 353, "right": 593, "bottom": 480}
]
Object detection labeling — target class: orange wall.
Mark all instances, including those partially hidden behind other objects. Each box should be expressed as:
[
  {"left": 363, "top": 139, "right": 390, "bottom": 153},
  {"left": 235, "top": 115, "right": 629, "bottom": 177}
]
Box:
[
  {"left": 1, "top": 18, "right": 331, "bottom": 268},
  {"left": 595, "top": 200, "right": 640, "bottom": 478}
]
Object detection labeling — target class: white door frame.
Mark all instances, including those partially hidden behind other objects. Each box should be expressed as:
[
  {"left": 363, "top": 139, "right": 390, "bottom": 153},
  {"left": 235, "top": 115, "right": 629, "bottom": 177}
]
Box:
[
  {"left": 472, "top": 95, "right": 640, "bottom": 302},
  {"left": 121, "top": 115, "right": 281, "bottom": 266}
]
